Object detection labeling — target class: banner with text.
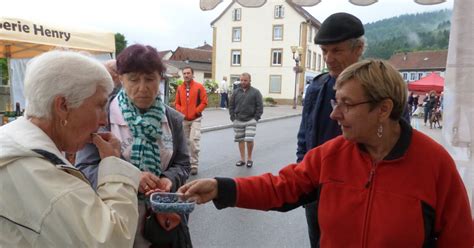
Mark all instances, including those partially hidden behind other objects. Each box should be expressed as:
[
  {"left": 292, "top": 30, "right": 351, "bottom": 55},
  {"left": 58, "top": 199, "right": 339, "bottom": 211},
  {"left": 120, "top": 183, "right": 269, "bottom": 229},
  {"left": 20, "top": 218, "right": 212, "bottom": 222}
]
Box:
[{"left": 0, "top": 17, "right": 115, "bottom": 58}]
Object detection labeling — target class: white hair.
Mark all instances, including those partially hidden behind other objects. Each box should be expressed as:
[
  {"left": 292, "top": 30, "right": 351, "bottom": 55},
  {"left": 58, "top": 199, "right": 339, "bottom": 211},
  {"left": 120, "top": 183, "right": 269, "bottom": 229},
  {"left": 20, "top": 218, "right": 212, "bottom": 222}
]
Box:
[
  {"left": 24, "top": 50, "right": 113, "bottom": 120},
  {"left": 349, "top": 35, "right": 367, "bottom": 55}
]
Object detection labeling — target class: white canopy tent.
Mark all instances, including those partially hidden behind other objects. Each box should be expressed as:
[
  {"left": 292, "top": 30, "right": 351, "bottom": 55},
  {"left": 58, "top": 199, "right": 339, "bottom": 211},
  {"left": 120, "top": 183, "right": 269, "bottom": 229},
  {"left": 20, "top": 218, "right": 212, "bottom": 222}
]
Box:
[
  {"left": 0, "top": 17, "right": 115, "bottom": 109},
  {"left": 200, "top": 0, "right": 474, "bottom": 210}
]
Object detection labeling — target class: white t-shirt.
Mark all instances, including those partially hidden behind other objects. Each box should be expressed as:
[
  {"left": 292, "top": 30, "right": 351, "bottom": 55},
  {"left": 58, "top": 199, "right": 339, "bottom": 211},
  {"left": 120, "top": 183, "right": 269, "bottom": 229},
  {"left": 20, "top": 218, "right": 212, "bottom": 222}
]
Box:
[{"left": 219, "top": 80, "right": 228, "bottom": 93}]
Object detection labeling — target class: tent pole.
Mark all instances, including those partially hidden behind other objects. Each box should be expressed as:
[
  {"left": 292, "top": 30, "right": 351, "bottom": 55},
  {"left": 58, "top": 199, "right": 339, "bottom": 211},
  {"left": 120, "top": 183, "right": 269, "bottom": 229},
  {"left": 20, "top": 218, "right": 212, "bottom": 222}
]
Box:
[{"left": 5, "top": 45, "right": 12, "bottom": 112}]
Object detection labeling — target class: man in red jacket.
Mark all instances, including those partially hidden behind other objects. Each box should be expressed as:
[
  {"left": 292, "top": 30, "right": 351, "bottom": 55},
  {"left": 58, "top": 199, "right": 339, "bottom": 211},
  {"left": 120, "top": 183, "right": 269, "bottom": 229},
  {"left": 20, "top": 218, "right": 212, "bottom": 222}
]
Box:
[{"left": 175, "top": 66, "right": 208, "bottom": 175}]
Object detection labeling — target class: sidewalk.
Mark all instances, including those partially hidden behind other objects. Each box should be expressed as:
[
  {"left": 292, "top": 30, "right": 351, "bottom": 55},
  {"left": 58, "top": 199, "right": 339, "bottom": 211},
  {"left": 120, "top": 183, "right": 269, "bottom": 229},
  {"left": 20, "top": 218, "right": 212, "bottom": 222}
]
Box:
[{"left": 201, "top": 105, "right": 302, "bottom": 132}]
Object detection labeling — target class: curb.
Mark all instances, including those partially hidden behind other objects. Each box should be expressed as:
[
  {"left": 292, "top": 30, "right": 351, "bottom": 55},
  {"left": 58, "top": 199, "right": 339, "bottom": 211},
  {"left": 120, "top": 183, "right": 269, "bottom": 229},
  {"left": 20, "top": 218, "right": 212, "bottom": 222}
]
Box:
[{"left": 201, "top": 113, "right": 301, "bottom": 133}]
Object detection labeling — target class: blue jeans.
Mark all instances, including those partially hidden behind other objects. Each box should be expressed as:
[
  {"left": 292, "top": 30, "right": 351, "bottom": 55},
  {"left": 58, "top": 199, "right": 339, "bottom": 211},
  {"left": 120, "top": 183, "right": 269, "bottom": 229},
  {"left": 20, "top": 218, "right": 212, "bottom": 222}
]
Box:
[{"left": 220, "top": 93, "right": 228, "bottom": 108}]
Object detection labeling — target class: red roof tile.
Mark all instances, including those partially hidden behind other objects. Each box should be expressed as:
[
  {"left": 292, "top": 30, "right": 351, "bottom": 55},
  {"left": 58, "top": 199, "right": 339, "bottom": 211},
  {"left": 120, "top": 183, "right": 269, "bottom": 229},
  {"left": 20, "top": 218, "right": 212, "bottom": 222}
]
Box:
[
  {"left": 388, "top": 50, "right": 447, "bottom": 71},
  {"left": 195, "top": 44, "right": 213, "bottom": 50},
  {"left": 169, "top": 47, "right": 212, "bottom": 63}
]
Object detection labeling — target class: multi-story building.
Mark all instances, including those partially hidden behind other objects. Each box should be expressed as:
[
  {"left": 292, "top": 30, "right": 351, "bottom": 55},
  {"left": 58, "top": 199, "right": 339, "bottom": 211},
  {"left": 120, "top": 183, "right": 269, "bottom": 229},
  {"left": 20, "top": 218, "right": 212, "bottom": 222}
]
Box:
[
  {"left": 388, "top": 50, "right": 448, "bottom": 83},
  {"left": 211, "top": 0, "right": 324, "bottom": 104}
]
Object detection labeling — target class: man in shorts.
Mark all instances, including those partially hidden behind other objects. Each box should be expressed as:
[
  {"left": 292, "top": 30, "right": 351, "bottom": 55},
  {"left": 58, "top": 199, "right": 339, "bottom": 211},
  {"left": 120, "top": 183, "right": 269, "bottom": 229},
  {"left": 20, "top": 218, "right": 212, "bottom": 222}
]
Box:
[{"left": 229, "top": 72, "right": 263, "bottom": 168}]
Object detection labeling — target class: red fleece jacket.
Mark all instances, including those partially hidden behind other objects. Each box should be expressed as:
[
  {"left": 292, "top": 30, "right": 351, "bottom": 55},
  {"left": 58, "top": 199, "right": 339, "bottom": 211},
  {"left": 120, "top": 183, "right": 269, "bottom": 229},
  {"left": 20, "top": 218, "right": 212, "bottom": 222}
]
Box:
[{"left": 233, "top": 130, "right": 473, "bottom": 247}]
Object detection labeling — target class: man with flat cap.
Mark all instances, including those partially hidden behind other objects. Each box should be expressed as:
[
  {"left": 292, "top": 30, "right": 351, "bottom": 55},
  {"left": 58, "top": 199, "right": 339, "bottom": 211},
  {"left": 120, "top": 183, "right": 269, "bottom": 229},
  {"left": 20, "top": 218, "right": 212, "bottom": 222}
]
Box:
[{"left": 296, "top": 12, "right": 410, "bottom": 247}]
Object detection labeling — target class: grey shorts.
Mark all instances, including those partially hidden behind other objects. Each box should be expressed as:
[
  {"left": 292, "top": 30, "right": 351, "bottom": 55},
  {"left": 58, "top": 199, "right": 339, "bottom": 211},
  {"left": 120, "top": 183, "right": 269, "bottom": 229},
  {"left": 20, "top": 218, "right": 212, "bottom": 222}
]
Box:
[{"left": 233, "top": 119, "right": 257, "bottom": 142}]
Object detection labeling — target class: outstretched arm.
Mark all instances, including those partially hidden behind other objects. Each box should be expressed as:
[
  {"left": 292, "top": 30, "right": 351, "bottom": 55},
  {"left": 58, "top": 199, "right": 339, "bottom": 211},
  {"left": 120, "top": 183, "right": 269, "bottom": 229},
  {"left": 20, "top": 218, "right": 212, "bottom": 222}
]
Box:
[{"left": 178, "top": 178, "right": 218, "bottom": 204}]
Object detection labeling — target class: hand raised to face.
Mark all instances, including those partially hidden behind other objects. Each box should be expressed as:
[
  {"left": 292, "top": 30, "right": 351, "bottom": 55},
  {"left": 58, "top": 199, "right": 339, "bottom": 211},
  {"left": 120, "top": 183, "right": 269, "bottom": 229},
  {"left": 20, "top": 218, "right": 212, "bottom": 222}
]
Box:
[{"left": 91, "top": 132, "right": 121, "bottom": 159}]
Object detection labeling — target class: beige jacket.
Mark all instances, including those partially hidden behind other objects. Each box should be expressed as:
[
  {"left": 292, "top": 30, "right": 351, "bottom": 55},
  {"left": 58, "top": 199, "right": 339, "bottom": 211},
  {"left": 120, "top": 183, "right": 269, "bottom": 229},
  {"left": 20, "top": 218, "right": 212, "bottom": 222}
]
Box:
[{"left": 0, "top": 117, "right": 141, "bottom": 247}]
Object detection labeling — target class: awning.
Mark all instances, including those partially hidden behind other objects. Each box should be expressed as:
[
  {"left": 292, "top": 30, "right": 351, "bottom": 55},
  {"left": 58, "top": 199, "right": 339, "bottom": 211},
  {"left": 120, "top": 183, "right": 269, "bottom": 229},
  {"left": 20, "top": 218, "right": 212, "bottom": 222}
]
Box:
[
  {"left": 0, "top": 17, "right": 115, "bottom": 58},
  {"left": 408, "top": 73, "right": 444, "bottom": 93}
]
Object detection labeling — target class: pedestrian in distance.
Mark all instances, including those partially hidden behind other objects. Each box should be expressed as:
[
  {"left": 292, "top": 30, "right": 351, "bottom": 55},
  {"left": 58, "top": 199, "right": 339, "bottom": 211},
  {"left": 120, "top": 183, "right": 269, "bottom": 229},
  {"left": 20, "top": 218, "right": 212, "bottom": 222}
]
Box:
[
  {"left": 178, "top": 59, "right": 473, "bottom": 247},
  {"left": 0, "top": 50, "right": 141, "bottom": 247},
  {"left": 295, "top": 12, "right": 412, "bottom": 247},
  {"left": 175, "top": 66, "right": 208, "bottom": 175},
  {"left": 229, "top": 72, "right": 263, "bottom": 168},
  {"left": 75, "top": 44, "right": 193, "bottom": 247},
  {"left": 408, "top": 91, "right": 414, "bottom": 115},
  {"left": 423, "top": 91, "right": 436, "bottom": 126},
  {"left": 233, "top": 80, "right": 241, "bottom": 91},
  {"left": 219, "top": 76, "right": 229, "bottom": 109},
  {"left": 413, "top": 93, "right": 420, "bottom": 113}
]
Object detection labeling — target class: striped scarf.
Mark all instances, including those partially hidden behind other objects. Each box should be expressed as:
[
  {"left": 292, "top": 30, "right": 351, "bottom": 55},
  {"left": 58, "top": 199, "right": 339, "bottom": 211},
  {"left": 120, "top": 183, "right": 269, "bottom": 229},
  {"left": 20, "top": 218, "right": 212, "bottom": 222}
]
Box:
[{"left": 117, "top": 89, "right": 164, "bottom": 175}]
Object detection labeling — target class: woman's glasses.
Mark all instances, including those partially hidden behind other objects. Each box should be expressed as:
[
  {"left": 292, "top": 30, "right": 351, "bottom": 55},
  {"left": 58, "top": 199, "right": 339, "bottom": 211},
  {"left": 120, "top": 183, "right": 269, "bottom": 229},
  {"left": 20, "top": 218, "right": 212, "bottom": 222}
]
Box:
[{"left": 330, "top": 99, "right": 373, "bottom": 113}]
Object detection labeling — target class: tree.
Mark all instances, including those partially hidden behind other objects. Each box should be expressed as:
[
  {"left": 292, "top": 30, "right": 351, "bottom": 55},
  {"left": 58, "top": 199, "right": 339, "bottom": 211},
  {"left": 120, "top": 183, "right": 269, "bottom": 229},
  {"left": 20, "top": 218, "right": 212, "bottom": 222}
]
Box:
[
  {"left": 0, "top": 58, "right": 8, "bottom": 85},
  {"left": 115, "top": 33, "right": 128, "bottom": 55}
]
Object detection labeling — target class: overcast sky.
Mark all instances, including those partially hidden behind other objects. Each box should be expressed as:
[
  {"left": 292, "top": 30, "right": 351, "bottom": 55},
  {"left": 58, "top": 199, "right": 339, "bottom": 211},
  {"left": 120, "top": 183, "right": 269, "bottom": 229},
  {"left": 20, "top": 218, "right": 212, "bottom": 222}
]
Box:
[{"left": 1, "top": 0, "right": 454, "bottom": 51}]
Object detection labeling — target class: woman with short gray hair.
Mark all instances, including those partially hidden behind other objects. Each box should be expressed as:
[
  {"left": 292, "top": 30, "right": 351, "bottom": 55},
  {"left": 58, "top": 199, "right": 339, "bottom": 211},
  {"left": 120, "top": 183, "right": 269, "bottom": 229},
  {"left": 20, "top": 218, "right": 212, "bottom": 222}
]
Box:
[
  {"left": 0, "top": 50, "right": 141, "bottom": 247},
  {"left": 178, "top": 59, "right": 472, "bottom": 247}
]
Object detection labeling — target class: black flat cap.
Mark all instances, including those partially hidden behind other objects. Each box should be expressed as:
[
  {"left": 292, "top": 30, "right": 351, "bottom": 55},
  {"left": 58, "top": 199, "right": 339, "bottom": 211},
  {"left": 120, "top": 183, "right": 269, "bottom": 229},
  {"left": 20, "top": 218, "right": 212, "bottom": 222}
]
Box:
[{"left": 314, "top": 12, "right": 364, "bottom": 45}]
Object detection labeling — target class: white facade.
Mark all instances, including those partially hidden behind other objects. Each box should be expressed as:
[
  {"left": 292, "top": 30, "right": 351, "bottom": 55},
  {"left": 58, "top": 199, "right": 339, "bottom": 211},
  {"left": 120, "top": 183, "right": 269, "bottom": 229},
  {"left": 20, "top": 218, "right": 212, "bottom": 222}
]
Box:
[
  {"left": 401, "top": 70, "right": 446, "bottom": 82},
  {"left": 212, "top": 0, "right": 323, "bottom": 102}
]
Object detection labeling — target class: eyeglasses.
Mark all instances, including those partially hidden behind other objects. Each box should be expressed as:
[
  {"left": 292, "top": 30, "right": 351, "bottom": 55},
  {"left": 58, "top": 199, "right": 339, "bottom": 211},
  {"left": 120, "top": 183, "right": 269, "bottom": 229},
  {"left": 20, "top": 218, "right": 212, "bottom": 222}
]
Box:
[{"left": 330, "top": 99, "right": 373, "bottom": 113}]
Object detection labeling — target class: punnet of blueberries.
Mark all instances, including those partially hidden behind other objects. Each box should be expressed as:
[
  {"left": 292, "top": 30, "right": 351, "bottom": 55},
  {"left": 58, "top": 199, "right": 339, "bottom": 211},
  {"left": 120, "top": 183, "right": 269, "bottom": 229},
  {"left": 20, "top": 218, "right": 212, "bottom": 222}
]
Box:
[{"left": 150, "top": 192, "right": 195, "bottom": 215}]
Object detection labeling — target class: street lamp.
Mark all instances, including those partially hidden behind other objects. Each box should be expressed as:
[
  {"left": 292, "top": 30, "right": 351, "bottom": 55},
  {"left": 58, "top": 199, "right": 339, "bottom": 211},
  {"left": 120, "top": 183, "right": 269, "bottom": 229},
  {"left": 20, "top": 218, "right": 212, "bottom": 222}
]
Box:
[{"left": 291, "top": 46, "right": 304, "bottom": 109}]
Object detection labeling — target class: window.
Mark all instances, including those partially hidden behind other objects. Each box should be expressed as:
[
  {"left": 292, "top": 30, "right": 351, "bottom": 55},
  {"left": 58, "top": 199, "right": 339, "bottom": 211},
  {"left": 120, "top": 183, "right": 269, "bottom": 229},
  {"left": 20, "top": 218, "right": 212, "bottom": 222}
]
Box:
[
  {"left": 410, "top": 72, "right": 416, "bottom": 81},
  {"left": 231, "top": 50, "right": 241, "bottom": 66},
  {"left": 317, "top": 54, "right": 322, "bottom": 71},
  {"left": 230, "top": 75, "right": 240, "bottom": 84},
  {"left": 307, "top": 50, "right": 311, "bottom": 68},
  {"left": 418, "top": 72, "right": 423, "bottom": 80},
  {"left": 269, "top": 75, "right": 282, "bottom": 93},
  {"left": 273, "top": 25, "right": 283, "bottom": 41},
  {"left": 271, "top": 49, "right": 283, "bottom": 66},
  {"left": 274, "top": 5, "right": 284, "bottom": 18},
  {"left": 232, "top": 27, "right": 241, "bottom": 42},
  {"left": 312, "top": 52, "right": 317, "bottom": 70},
  {"left": 403, "top": 72, "right": 408, "bottom": 80},
  {"left": 232, "top": 8, "right": 241, "bottom": 21}
]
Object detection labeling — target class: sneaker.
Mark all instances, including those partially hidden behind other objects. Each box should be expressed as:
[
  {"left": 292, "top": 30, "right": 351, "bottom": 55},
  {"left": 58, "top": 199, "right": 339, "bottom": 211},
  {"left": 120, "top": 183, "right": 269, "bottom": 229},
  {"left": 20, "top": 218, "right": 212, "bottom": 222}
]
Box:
[{"left": 190, "top": 167, "right": 198, "bottom": 175}]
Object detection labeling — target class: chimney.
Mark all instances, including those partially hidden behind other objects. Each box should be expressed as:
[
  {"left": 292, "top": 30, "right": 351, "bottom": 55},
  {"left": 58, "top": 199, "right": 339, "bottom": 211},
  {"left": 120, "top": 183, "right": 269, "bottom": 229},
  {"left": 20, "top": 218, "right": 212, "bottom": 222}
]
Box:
[{"left": 403, "top": 52, "right": 407, "bottom": 61}]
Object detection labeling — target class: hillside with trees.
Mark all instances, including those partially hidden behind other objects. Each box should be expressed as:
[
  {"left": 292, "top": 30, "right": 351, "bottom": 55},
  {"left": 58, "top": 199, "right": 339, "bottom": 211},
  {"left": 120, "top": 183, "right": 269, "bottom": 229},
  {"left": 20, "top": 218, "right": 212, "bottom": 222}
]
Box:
[{"left": 364, "top": 9, "right": 452, "bottom": 59}]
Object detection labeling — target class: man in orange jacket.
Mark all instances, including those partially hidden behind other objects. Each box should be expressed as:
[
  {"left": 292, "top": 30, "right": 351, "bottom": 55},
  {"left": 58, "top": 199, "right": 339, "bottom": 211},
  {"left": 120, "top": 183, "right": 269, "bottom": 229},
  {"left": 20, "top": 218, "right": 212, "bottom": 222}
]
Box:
[{"left": 175, "top": 66, "right": 208, "bottom": 175}]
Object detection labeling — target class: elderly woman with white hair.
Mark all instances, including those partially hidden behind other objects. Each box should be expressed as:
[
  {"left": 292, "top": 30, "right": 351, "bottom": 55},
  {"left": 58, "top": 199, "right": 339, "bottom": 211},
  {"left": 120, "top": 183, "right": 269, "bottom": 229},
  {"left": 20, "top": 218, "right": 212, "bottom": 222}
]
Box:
[{"left": 0, "top": 51, "right": 141, "bottom": 247}]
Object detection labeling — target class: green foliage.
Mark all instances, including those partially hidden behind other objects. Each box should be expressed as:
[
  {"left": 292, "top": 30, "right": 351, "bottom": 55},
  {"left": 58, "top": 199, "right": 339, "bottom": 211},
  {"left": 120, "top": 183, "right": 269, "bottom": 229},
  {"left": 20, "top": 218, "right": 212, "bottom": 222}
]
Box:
[
  {"left": 168, "top": 78, "right": 183, "bottom": 96},
  {"left": 264, "top": 97, "right": 277, "bottom": 105},
  {"left": 204, "top": 80, "right": 218, "bottom": 93},
  {"left": 364, "top": 9, "right": 452, "bottom": 59},
  {"left": 0, "top": 58, "right": 8, "bottom": 85},
  {"left": 207, "top": 93, "right": 220, "bottom": 108},
  {"left": 167, "top": 78, "right": 183, "bottom": 105},
  {"left": 115, "top": 33, "right": 128, "bottom": 55}
]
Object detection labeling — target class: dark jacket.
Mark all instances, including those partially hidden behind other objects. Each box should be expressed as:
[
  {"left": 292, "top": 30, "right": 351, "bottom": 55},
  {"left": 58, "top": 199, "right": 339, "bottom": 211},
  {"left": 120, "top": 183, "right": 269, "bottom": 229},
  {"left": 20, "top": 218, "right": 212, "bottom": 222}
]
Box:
[
  {"left": 296, "top": 73, "right": 341, "bottom": 162},
  {"left": 296, "top": 73, "right": 411, "bottom": 162},
  {"left": 75, "top": 105, "right": 190, "bottom": 191},
  {"left": 229, "top": 86, "right": 263, "bottom": 122}
]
